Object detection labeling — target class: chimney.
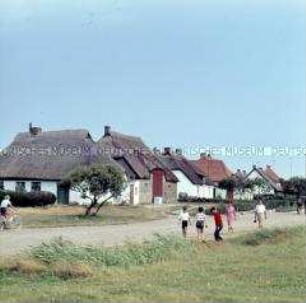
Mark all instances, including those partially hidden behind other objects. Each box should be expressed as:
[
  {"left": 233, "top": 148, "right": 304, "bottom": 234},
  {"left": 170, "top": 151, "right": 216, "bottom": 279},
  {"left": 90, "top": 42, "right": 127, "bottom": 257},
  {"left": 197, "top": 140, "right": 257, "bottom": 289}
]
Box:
[
  {"left": 104, "top": 125, "right": 111, "bottom": 137},
  {"left": 175, "top": 148, "right": 182, "bottom": 156},
  {"left": 266, "top": 165, "right": 271, "bottom": 169},
  {"left": 29, "top": 123, "right": 42, "bottom": 136},
  {"left": 200, "top": 152, "right": 207, "bottom": 158},
  {"left": 163, "top": 147, "right": 171, "bottom": 155},
  {"left": 153, "top": 147, "right": 160, "bottom": 155},
  {"left": 252, "top": 164, "right": 257, "bottom": 169}
]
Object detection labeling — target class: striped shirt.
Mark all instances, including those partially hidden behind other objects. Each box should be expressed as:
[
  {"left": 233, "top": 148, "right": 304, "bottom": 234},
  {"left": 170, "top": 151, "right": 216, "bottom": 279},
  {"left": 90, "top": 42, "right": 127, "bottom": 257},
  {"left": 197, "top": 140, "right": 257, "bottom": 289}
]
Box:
[{"left": 196, "top": 213, "right": 205, "bottom": 222}]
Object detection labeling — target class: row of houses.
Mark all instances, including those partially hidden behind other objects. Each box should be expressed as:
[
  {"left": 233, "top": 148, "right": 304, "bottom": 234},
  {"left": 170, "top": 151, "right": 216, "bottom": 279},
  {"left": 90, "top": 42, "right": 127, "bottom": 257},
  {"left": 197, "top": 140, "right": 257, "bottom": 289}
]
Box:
[{"left": 0, "top": 124, "right": 283, "bottom": 205}]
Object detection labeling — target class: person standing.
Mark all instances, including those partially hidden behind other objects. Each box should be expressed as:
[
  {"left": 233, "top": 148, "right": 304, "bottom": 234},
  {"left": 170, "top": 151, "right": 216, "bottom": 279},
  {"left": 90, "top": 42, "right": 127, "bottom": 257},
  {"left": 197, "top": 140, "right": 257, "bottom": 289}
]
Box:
[
  {"left": 195, "top": 206, "right": 207, "bottom": 241},
  {"left": 178, "top": 206, "right": 192, "bottom": 238},
  {"left": 225, "top": 201, "right": 236, "bottom": 233},
  {"left": 254, "top": 198, "right": 267, "bottom": 229},
  {"left": 297, "top": 197, "right": 303, "bottom": 215},
  {"left": 211, "top": 207, "right": 223, "bottom": 242}
]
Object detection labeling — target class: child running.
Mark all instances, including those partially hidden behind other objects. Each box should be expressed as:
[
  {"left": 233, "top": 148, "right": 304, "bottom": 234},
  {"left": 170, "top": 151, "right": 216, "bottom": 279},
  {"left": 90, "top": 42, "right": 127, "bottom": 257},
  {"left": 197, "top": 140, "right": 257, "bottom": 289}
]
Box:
[
  {"left": 178, "top": 206, "right": 192, "bottom": 238},
  {"left": 195, "top": 206, "right": 207, "bottom": 241}
]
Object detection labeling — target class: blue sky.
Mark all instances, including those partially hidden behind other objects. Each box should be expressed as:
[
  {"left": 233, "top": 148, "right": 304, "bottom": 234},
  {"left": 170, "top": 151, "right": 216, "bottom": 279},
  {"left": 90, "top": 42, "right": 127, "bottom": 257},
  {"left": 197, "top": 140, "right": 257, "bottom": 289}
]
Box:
[{"left": 0, "top": 0, "right": 305, "bottom": 178}]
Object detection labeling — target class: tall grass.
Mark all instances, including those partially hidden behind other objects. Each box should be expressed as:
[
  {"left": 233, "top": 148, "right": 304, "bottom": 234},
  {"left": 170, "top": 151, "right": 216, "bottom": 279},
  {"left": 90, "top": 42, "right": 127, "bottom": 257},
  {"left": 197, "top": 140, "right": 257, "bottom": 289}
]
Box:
[
  {"left": 31, "top": 234, "right": 194, "bottom": 268},
  {"left": 234, "top": 226, "right": 303, "bottom": 246}
]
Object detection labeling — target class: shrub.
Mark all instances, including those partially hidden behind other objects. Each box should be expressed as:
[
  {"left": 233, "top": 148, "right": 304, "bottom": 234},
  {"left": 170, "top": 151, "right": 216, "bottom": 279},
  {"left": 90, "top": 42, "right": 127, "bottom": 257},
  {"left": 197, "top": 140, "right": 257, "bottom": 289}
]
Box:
[
  {"left": 52, "top": 262, "right": 93, "bottom": 279},
  {"left": 237, "top": 228, "right": 293, "bottom": 246},
  {"left": 198, "top": 197, "right": 296, "bottom": 214},
  {"left": 6, "top": 259, "right": 46, "bottom": 276},
  {"left": 1, "top": 190, "right": 56, "bottom": 207}
]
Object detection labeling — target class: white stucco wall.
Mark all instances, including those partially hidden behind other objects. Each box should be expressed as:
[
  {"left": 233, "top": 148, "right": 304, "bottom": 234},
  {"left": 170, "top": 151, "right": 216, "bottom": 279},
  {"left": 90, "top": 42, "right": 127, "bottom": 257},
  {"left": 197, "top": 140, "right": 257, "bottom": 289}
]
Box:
[
  {"left": 3, "top": 180, "right": 58, "bottom": 196},
  {"left": 68, "top": 190, "right": 92, "bottom": 205},
  {"left": 234, "top": 189, "right": 254, "bottom": 200},
  {"left": 131, "top": 180, "right": 140, "bottom": 205},
  {"left": 2, "top": 178, "right": 134, "bottom": 206},
  {"left": 200, "top": 185, "right": 215, "bottom": 199},
  {"left": 214, "top": 188, "right": 227, "bottom": 199},
  {"left": 247, "top": 171, "right": 275, "bottom": 195},
  {"left": 41, "top": 182, "right": 57, "bottom": 196},
  {"left": 173, "top": 170, "right": 198, "bottom": 197}
]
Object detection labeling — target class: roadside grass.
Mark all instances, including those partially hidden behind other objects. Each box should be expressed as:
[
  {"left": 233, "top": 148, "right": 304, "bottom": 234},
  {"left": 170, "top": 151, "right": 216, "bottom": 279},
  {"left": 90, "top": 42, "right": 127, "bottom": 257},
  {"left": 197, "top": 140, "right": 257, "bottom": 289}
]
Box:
[
  {"left": 0, "top": 226, "right": 305, "bottom": 303},
  {"left": 17, "top": 205, "right": 170, "bottom": 228}
]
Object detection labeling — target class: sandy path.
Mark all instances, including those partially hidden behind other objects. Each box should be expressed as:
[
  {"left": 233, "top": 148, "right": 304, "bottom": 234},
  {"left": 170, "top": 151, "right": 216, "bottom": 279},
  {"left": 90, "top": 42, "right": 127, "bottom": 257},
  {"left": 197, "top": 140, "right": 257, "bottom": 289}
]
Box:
[{"left": 0, "top": 211, "right": 305, "bottom": 257}]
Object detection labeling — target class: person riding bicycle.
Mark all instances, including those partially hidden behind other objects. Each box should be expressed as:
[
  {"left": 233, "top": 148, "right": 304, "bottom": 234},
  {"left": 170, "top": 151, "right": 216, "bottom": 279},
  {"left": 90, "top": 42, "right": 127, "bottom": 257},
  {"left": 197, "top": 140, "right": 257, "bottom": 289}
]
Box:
[{"left": 0, "top": 195, "right": 13, "bottom": 218}]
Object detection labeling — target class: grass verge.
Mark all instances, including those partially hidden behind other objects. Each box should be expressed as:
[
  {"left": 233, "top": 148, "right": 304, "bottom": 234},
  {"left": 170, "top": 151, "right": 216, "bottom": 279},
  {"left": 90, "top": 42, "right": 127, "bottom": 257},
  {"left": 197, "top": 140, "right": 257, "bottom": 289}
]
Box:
[
  {"left": 18, "top": 205, "right": 170, "bottom": 228},
  {"left": 0, "top": 226, "right": 305, "bottom": 303}
]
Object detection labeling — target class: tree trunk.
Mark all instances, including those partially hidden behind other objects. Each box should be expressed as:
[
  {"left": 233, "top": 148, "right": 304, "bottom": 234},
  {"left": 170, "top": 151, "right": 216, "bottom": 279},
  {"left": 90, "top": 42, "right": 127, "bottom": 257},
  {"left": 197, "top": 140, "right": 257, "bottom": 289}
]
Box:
[
  {"left": 227, "top": 189, "right": 234, "bottom": 202},
  {"left": 93, "top": 195, "right": 113, "bottom": 215},
  {"left": 85, "top": 198, "right": 98, "bottom": 216}
]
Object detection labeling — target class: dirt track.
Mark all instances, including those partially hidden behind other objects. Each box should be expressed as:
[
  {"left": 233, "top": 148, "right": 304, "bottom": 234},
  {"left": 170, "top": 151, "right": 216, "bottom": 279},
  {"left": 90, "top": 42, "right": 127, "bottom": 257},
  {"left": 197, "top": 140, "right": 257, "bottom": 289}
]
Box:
[{"left": 0, "top": 211, "right": 305, "bottom": 257}]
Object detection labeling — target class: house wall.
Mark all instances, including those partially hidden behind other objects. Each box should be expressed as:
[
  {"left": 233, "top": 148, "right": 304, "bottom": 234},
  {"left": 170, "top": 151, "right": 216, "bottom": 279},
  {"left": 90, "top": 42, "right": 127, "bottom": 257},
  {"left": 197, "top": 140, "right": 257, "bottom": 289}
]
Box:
[
  {"left": 200, "top": 185, "right": 215, "bottom": 199},
  {"left": 2, "top": 180, "right": 91, "bottom": 205},
  {"left": 234, "top": 189, "right": 254, "bottom": 201},
  {"left": 173, "top": 170, "right": 199, "bottom": 197},
  {"left": 69, "top": 190, "right": 92, "bottom": 205},
  {"left": 248, "top": 171, "right": 275, "bottom": 195},
  {"left": 163, "top": 179, "right": 177, "bottom": 204},
  {"left": 214, "top": 188, "right": 227, "bottom": 199},
  {"left": 138, "top": 178, "right": 152, "bottom": 204},
  {"left": 3, "top": 180, "right": 58, "bottom": 196}
]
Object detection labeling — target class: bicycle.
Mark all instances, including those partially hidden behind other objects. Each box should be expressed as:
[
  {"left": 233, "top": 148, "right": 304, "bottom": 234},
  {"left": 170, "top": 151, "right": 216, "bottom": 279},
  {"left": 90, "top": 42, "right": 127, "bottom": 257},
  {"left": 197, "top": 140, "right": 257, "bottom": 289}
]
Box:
[{"left": 0, "top": 211, "right": 22, "bottom": 231}]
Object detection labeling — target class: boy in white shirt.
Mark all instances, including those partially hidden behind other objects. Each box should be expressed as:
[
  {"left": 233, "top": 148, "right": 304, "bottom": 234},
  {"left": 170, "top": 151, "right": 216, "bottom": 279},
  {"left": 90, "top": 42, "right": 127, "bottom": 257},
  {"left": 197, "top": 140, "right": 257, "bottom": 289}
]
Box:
[{"left": 178, "top": 206, "right": 192, "bottom": 238}]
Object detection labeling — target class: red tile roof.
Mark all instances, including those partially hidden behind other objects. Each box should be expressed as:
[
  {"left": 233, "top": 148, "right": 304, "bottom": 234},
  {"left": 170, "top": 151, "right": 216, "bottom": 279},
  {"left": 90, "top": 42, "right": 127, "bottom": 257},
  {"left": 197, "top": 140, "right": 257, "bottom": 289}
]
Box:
[{"left": 192, "top": 155, "right": 233, "bottom": 183}]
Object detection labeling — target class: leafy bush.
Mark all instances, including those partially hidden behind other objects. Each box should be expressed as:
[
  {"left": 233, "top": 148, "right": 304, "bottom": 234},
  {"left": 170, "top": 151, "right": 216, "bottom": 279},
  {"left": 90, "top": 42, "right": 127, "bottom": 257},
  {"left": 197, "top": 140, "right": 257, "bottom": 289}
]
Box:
[
  {"left": 194, "top": 197, "right": 297, "bottom": 215},
  {"left": 0, "top": 190, "right": 56, "bottom": 207}
]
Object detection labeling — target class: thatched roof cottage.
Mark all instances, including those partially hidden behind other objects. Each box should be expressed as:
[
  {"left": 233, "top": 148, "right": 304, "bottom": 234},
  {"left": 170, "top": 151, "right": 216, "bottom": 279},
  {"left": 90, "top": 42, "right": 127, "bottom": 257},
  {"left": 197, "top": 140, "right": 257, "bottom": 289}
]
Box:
[
  {"left": 157, "top": 148, "right": 216, "bottom": 199},
  {"left": 0, "top": 124, "right": 120, "bottom": 204},
  {"left": 97, "top": 126, "right": 178, "bottom": 204}
]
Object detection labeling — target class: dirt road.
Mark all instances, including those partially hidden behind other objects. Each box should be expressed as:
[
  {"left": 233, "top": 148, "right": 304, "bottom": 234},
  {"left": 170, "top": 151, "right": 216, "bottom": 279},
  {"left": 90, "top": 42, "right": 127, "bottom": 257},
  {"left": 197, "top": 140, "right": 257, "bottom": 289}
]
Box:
[{"left": 0, "top": 211, "right": 305, "bottom": 257}]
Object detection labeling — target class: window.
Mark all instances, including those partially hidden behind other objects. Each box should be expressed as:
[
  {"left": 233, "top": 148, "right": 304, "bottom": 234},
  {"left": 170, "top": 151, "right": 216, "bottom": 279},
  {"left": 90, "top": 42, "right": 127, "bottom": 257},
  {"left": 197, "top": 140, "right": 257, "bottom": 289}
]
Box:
[
  {"left": 0, "top": 181, "right": 4, "bottom": 190},
  {"left": 15, "top": 181, "right": 26, "bottom": 192},
  {"left": 31, "top": 181, "right": 41, "bottom": 192}
]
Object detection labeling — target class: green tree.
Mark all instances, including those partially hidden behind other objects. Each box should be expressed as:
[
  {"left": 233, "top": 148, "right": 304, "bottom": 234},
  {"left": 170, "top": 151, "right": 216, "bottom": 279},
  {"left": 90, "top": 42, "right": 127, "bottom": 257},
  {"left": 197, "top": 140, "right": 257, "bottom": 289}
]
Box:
[
  {"left": 219, "top": 176, "right": 258, "bottom": 200},
  {"left": 281, "top": 177, "right": 306, "bottom": 199},
  {"left": 66, "top": 164, "right": 126, "bottom": 216}
]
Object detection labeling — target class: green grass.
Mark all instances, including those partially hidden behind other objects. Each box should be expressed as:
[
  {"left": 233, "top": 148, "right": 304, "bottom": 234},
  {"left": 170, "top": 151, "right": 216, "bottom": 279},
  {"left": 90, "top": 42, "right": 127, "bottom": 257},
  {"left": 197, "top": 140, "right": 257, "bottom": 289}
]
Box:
[
  {"left": 18, "top": 205, "right": 170, "bottom": 228},
  {"left": 0, "top": 226, "right": 305, "bottom": 303}
]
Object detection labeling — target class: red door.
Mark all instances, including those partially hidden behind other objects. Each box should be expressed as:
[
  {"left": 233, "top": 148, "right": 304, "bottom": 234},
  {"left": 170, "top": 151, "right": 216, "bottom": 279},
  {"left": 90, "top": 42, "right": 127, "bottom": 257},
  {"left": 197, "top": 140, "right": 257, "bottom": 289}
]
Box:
[{"left": 152, "top": 169, "right": 164, "bottom": 197}]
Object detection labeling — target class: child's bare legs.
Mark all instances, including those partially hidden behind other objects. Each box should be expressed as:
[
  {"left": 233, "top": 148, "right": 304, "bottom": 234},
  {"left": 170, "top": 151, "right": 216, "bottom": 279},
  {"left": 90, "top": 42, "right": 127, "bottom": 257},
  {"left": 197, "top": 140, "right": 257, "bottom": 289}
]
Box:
[
  {"left": 228, "top": 224, "right": 234, "bottom": 233},
  {"left": 182, "top": 226, "right": 187, "bottom": 238}
]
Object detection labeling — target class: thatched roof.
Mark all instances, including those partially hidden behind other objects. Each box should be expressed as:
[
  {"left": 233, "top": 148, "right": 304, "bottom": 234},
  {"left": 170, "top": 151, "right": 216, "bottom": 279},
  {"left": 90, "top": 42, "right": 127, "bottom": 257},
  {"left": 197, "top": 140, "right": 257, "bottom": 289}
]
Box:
[
  {"left": 0, "top": 129, "right": 121, "bottom": 181},
  {"left": 158, "top": 151, "right": 205, "bottom": 185},
  {"left": 97, "top": 127, "right": 178, "bottom": 183}
]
